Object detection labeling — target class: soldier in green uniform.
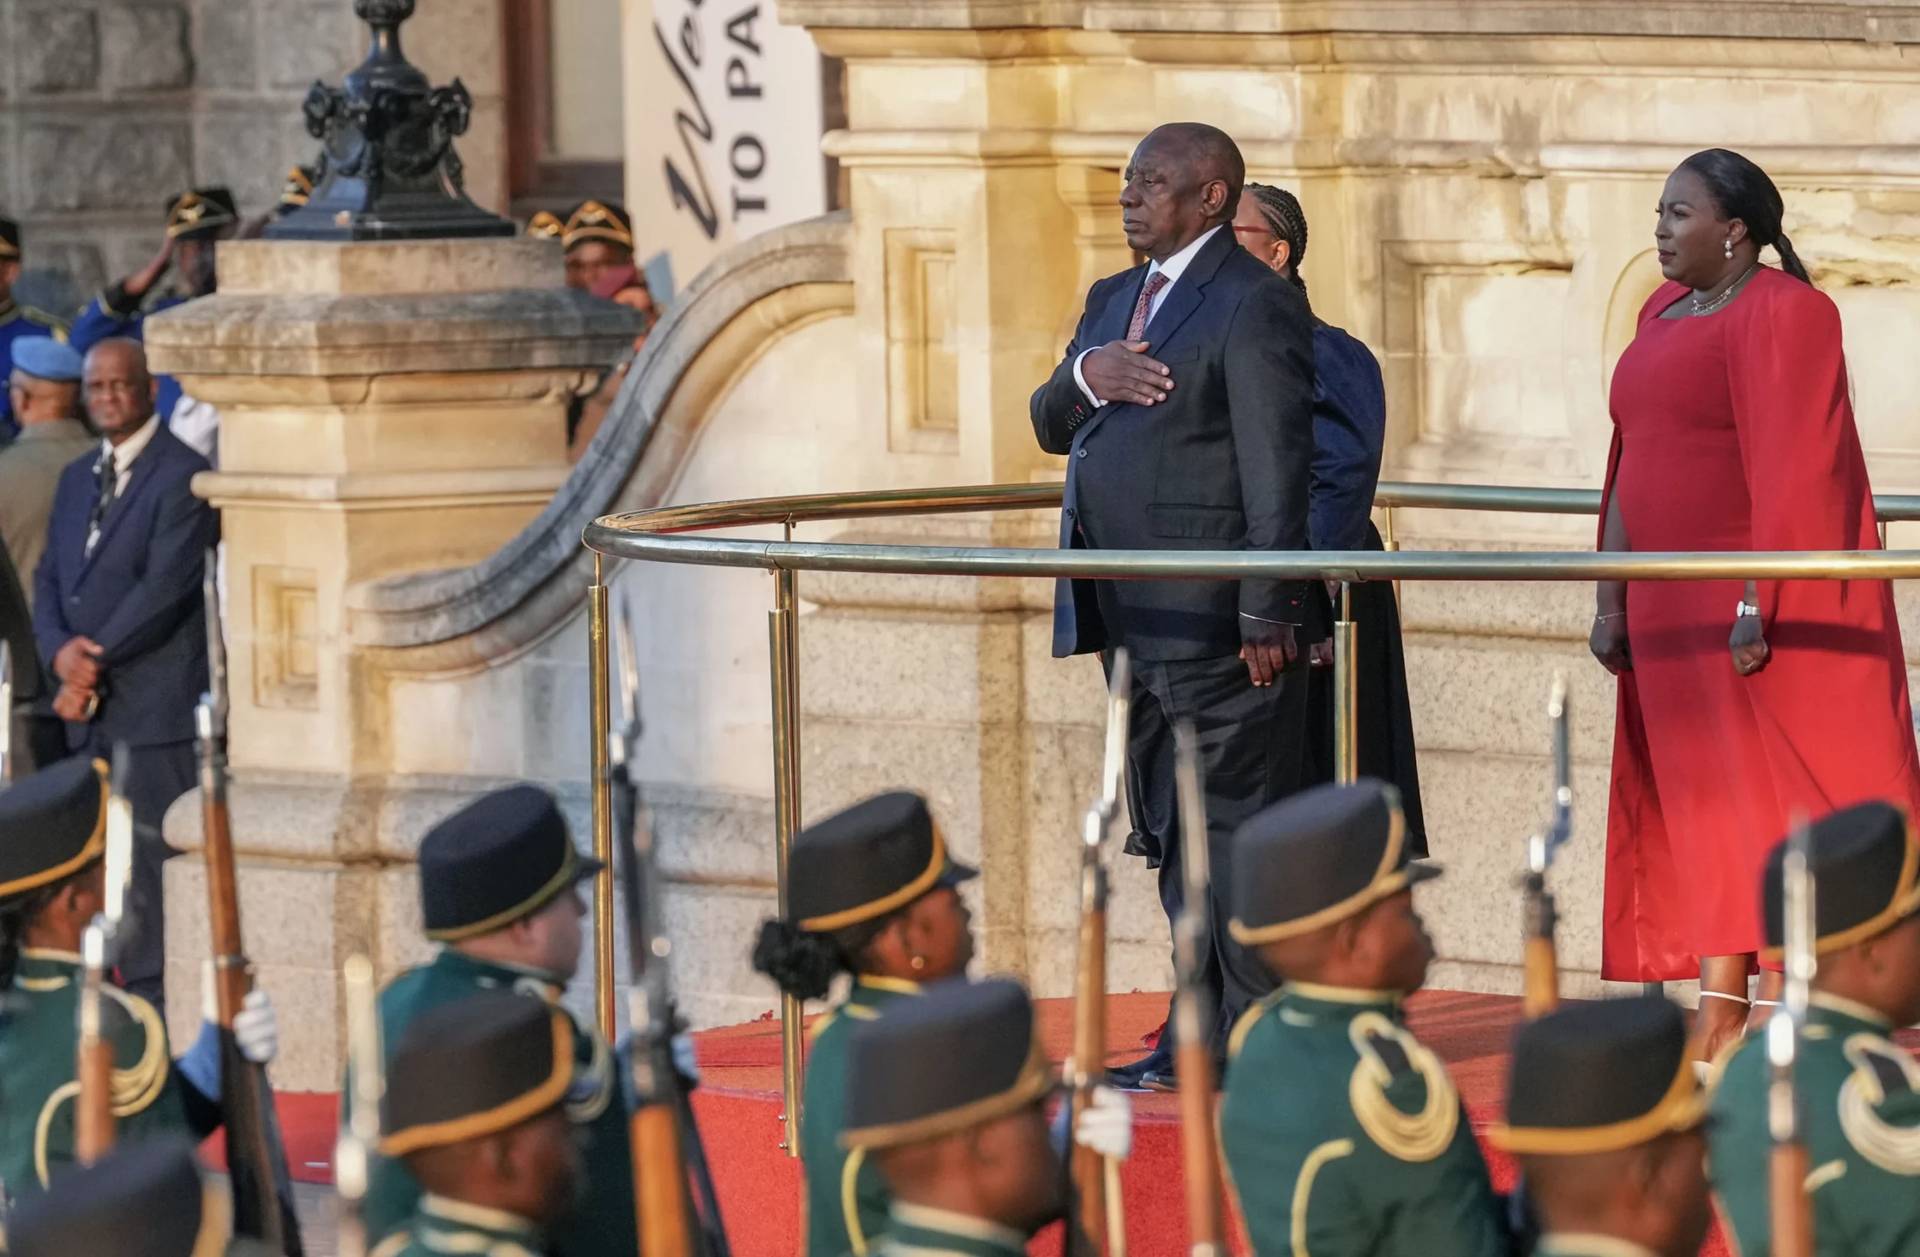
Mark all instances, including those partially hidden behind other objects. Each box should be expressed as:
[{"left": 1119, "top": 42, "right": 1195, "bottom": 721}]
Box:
[
  {"left": 355, "top": 783, "right": 639, "bottom": 1256},
  {"left": 5, "top": 1136, "right": 234, "bottom": 1257},
  {"left": 1491, "top": 996, "right": 1714, "bottom": 1257},
  {"left": 0, "top": 757, "right": 278, "bottom": 1210},
  {"left": 370, "top": 992, "right": 583, "bottom": 1257},
  {"left": 750, "top": 791, "right": 979, "bottom": 1256},
  {"left": 1707, "top": 799, "right": 1920, "bottom": 1257},
  {"left": 842, "top": 977, "right": 1066, "bottom": 1257},
  {"left": 1217, "top": 779, "right": 1511, "bottom": 1257},
  {"left": 0, "top": 218, "right": 71, "bottom": 442}
]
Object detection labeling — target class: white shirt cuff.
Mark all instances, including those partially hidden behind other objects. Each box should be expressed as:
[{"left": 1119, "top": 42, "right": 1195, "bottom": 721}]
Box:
[{"left": 1071, "top": 348, "right": 1104, "bottom": 408}]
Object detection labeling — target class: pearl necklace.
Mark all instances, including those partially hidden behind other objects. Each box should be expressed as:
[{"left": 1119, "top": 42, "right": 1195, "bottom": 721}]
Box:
[{"left": 1691, "top": 264, "right": 1758, "bottom": 317}]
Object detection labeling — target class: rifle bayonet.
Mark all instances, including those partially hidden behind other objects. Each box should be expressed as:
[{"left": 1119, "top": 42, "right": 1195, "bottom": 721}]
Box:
[
  {"left": 1767, "top": 814, "right": 1816, "bottom": 1257},
  {"left": 104, "top": 744, "right": 135, "bottom": 931},
  {"left": 0, "top": 640, "right": 13, "bottom": 786}
]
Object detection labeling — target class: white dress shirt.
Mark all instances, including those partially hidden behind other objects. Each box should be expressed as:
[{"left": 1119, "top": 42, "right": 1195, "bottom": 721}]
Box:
[
  {"left": 101, "top": 414, "right": 160, "bottom": 496},
  {"left": 1072, "top": 223, "right": 1226, "bottom": 407}
]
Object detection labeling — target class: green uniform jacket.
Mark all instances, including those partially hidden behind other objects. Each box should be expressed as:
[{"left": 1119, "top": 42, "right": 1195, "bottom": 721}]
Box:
[
  {"left": 1708, "top": 993, "right": 1920, "bottom": 1257},
  {"left": 356, "top": 951, "right": 636, "bottom": 1257},
  {"left": 1219, "top": 984, "right": 1511, "bottom": 1257},
  {"left": 369, "top": 1193, "right": 550, "bottom": 1257},
  {"left": 866, "top": 1202, "right": 1028, "bottom": 1256},
  {"left": 804, "top": 975, "right": 922, "bottom": 1257},
  {"left": 0, "top": 949, "right": 187, "bottom": 1206}
]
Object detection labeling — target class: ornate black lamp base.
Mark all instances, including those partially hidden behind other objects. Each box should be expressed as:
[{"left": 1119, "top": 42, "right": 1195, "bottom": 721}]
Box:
[{"left": 267, "top": 0, "right": 514, "bottom": 242}]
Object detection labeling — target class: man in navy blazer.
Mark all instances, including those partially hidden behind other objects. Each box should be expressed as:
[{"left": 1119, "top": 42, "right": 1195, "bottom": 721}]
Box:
[
  {"left": 33, "top": 337, "right": 215, "bottom": 1007},
  {"left": 1031, "top": 124, "right": 1319, "bottom": 1087}
]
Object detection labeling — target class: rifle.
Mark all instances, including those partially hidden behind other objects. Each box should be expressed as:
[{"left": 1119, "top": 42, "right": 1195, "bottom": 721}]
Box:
[
  {"left": 609, "top": 597, "right": 729, "bottom": 1257},
  {"left": 1171, "top": 721, "right": 1225, "bottom": 1257},
  {"left": 1, "top": 640, "right": 13, "bottom": 786},
  {"left": 334, "top": 955, "right": 383, "bottom": 1257},
  {"left": 74, "top": 745, "right": 136, "bottom": 1163},
  {"left": 1767, "top": 817, "right": 1816, "bottom": 1257},
  {"left": 1068, "top": 650, "right": 1131, "bottom": 1257},
  {"left": 1520, "top": 676, "right": 1572, "bottom": 1019},
  {"left": 197, "top": 552, "right": 305, "bottom": 1254}
]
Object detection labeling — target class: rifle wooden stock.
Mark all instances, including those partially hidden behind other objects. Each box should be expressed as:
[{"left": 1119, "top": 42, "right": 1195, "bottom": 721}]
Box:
[
  {"left": 202, "top": 791, "right": 250, "bottom": 1023},
  {"left": 1174, "top": 1027, "right": 1224, "bottom": 1254},
  {"left": 1769, "top": 1140, "right": 1813, "bottom": 1257},
  {"left": 74, "top": 1026, "right": 115, "bottom": 1164},
  {"left": 1521, "top": 877, "right": 1559, "bottom": 1019},
  {"left": 1069, "top": 881, "right": 1109, "bottom": 1255},
  {"left": 634, "top": 1098, "right": 696, "bottom": 1257}
]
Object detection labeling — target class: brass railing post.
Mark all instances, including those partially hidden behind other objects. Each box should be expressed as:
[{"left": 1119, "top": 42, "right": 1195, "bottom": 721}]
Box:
[
  {"left": 1332, "top": 581, "right": 1359, "bottom": 784},
  {"left": 588, "top": 557, "right": 618, "bottom": 1042},
  {"left": 768, "top": 522, "right": 805, "bottom": 1156}
]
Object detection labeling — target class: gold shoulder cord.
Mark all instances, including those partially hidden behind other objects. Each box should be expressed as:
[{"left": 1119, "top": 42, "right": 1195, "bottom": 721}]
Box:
[
  {"left": 1838, "top": 1033, "right": 1920, "bottom": 1176},
  {"left": 1346, "top": 1012, "right": 1458, "bottom": 1163},
  {"left": 31, "top": 988, "right": 172, "bottom": 1186},
  {"left": 841, "top": 1146, "right": 872, "bottom": 1256}
]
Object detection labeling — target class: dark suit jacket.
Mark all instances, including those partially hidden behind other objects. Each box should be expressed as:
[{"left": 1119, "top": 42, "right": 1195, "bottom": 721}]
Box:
[
  {"left": 1031, "top": 226, "right": 1318, "bottom": 660},
  {"left": 33, "top": 425, "right": 215, "bottom": 749}
]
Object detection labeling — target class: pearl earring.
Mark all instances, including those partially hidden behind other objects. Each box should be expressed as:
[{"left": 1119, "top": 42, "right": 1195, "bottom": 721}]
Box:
[
  {"left": 1724, "top": 238, "right": 1734, "bottom": 259},
  {"left": 910, "top": 955, "right": 926, "bottom": 971}
]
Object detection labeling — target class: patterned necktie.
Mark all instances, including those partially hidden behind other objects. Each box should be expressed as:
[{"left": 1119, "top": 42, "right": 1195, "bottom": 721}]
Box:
[
  {"left": 1127, "top": 271, "right": 1170, "bottom": 341},
  {"left": 86, "top": 451, "right": 117, "bottom": 557}
]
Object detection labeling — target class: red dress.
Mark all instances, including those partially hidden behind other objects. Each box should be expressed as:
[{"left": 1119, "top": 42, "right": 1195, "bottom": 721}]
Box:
[{"left": 1601, "top": 267, "right": 1920, "bottom": 980}]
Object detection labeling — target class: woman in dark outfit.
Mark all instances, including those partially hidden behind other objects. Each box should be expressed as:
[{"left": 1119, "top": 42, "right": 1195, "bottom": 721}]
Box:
[{"left": 1232, "top": 184, "right": 1428, "bottom": 855}]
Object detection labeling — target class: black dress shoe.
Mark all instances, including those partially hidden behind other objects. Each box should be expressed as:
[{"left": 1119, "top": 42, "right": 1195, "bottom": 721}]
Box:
[
  {"left": 1140, "top": 1056, "right": 1225, "bottom": 1093},
  {"left": 1103, "top": 1040, "right": 1171, "bottom": 1091}
]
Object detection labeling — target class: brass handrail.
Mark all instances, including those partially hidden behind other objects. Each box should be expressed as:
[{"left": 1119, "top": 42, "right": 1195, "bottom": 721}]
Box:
[
  {"left": 580, "top": 477, "right": 1920, "bottom": 1155},
  {"left": 597, "top": 478, "right": 1920, "bottom": 536}
]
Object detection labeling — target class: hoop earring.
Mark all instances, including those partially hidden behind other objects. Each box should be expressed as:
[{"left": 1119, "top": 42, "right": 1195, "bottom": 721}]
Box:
[{"left": 1724, "top": 238, "right": 1734, "bottom": 259}]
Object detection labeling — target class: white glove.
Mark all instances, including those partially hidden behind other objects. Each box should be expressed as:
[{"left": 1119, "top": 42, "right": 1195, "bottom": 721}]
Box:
[
  {"left": 1073, "top": 1085, "right": 1133, "bottom": 1161},
  {"left": 201, "top": 960, "right": 279, "bottom": 1065},
  {"left": 234, "top": 988, "right": 279, "bottom": 1065},
  {"left": 672, "top": 1032, "right": 700, "bottom": 1086}
]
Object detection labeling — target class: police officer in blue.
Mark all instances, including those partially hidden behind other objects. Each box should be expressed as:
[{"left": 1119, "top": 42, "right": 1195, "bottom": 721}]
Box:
[
  {"left": 67, "top": 189, "right": 237, "bottom": 461},
  {"left": 31, "top": 336, "right": 216, "bottom": 1009},
  {"left": 0, "top": 217, "right": 72, "bottom": 442}
]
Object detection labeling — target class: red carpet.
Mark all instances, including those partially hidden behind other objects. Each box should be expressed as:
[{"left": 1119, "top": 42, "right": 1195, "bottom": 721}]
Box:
[{"left": 253, "top": 991, "right": 1920, "bottom": 1256}]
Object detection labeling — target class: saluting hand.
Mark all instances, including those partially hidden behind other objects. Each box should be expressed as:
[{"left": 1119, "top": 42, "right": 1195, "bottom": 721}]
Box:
[
  {"left": 1729, "top": 614, "right": 1770, "bottom": 677},
  {"left": 123, "top": 238, "right": 176, "bottom": 301},
  {"left": 1081, "top": 340, "right": 1174, "bottom": 408}
]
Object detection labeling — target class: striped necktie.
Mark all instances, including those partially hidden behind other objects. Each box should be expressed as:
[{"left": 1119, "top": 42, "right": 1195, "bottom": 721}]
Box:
[{"left": 1127, "top": 271, "right": 1170, "bottom": 341}]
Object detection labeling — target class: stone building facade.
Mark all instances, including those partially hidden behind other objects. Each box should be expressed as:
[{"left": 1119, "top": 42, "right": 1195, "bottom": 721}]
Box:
[{"left": 0, "top": 0, "right": 505, "bottom": 313}]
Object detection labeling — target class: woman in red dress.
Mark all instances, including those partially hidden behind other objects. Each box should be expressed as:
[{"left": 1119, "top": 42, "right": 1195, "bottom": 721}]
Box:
[{"left": 1594, "top": 149, "right": 1920, "bottom": 1063}]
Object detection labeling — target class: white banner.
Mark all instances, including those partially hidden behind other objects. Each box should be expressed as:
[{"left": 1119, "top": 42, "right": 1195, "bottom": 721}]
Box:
[{"left": 621, "top": 0, "right": 828, "bottom": 301}]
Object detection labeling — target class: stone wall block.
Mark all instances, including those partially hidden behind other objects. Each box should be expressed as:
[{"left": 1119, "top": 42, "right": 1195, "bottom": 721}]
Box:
[
  {"left": 195, "top": 108, "right": 321, "bottom": 219},
  {"left": 102, "top": 5, "right": 192, "bottom": 92},
  {"left": 17, "top": 6, "right": 101, "bottom": 94},
  {"left": 16, "top": 241, "right": 105, "bottom": 310},
  {"left": 261, "top": 0, "right": 354, "bottom": 91},
  {"left": 21, "top": 115, "right": 192, "bottom": 212},
  {"left": 191, "top": 0, "right": 257, "bottom": 90}
]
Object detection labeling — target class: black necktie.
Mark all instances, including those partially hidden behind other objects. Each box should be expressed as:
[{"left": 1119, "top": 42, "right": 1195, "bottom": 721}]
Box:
[{"left": 86, "top": 452, "right": 116, "bottom": 556}]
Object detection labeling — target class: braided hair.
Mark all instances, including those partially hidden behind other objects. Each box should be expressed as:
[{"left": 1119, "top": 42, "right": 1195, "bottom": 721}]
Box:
[
  {"left": 1244, "top": 182, "right": 1310, "bottom": 301},
  {"left": 1677, "top": 149, "right": 1813, "bottom": 286}
]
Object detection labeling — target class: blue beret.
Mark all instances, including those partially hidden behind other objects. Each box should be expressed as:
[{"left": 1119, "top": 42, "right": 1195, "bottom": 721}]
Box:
[{"left": 11, "top": 336, "right": 82, "bottom": 383}]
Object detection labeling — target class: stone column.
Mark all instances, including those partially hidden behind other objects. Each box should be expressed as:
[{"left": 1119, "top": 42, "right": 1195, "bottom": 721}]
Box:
[{"left": 145, "top": 239, "right": 636, "bottom": 1087}]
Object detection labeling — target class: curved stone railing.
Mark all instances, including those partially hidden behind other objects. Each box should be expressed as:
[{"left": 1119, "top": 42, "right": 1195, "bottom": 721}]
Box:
[{"left": 346, "top": 212, "right": 854, "bottom": 669}]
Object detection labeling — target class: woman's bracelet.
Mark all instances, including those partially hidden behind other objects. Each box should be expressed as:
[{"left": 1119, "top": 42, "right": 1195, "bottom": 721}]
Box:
[{"left": 1594, "top": 612, "right": 1626, "bottom": 622}]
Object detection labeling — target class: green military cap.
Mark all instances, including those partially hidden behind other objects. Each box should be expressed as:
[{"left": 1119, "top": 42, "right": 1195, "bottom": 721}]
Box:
[
  {"left": 417, "top": 784, "right": 600, "bottom": 941},
  {"left": 0, "top": 757, "right": 109, "bottom": 902},
  {"left": 1491, "top": 995, "right": 1705, "bottom": 1155},
  {"left": 6, "top": 1136, "right": 228, "bottom": 1257},
  {"left": 279, "top": 165, "right": 319, "bottom": 211},
  {"left": 1228, "top": 779, "right": 1437, "bottom": 945},
  {"left": 562, "top": 200, "right": 634, "bottom": 252},
  {"left": 526, "top": 209, "right": 566, "bottom": 240},
  {"left": 0, "top": 216, "right": 19, "bottom": 260},
  {"left": 165, "top": 187, "right": 238, "bottom": 240},
  {"left": 842, "top": 977, "right": 1054, "bottom": 1151},
  {"left": 380, "top": 991, "right": 573, "bottom": 1158},
  {"left": 790, "top": 792, "right": 977, "bottom": 934},
  {"left": 1761, "top": 801, "right": 1920, "bottom": 961}
]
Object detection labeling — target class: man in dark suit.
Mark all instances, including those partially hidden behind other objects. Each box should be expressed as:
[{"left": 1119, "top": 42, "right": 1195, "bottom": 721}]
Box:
[
  {"left": 33, "top": 337, "right": 216, "bottom": 1008},
  {"left": 1031, "top": 123, "right": 1318, "bottom": 1087}
]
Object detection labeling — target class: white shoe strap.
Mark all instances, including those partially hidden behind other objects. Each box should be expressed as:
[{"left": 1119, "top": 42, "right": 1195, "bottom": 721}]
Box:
[{"left": 1698, "top": 990, "right": 1751, "bottom": 1006}]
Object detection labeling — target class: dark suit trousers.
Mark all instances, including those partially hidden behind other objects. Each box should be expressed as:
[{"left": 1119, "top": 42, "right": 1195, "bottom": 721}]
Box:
[
  {"left": 73, "top": 732, "right": 196, "bottom": 1011},
  {"left": 1117, "top": 652, "right": 1311, "bottom": 1052}
]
